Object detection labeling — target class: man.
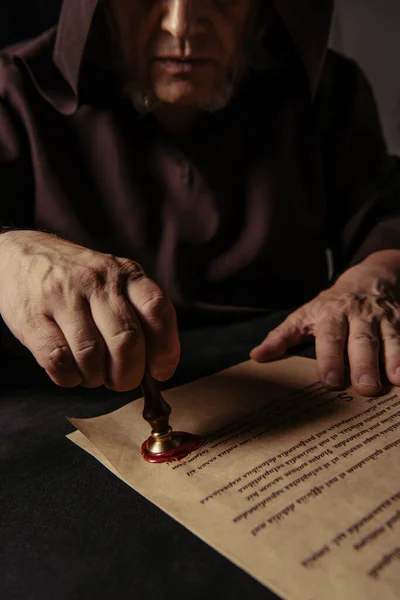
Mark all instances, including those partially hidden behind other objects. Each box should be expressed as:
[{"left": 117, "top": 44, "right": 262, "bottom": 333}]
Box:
[{"left": 0, "top": 0, "right": 399, "bottom": 396}]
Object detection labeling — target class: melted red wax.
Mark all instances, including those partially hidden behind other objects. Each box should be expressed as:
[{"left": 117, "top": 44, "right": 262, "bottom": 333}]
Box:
[{"left": 141, "top": 431, "right": 203, "bottom": 464}]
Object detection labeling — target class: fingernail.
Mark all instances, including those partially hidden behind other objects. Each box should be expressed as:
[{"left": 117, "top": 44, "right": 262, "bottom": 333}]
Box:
[
  {"left": 358, "top": 374, "right": 380, "bottom": 388},
  {"left": 325, "top": 370, "right": 344, "bottom": 388}
]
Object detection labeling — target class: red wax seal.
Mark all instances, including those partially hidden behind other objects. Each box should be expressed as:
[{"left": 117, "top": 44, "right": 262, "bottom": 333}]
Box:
[{"left": 141, "top": 432, "right": 203, "bottom": 464}]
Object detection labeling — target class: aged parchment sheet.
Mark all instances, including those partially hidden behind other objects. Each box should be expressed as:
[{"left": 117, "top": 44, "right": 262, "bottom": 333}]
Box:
[{"left": 68, "top": 356, "right": 400, "bottom": 600}]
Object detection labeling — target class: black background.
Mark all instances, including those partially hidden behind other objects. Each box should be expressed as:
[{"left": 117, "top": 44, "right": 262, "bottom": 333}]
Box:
[{"left": 0, "top": 0, "right": 61, "bottom": 50}]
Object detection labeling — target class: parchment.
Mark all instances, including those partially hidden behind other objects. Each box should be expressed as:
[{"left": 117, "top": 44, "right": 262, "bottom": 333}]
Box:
[{"left": 68, "top": 356, "right": 400, "bottom": 600}]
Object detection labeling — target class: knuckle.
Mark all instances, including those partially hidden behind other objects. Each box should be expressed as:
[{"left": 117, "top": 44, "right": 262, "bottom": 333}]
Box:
[
  {"left": 83, "top": 265, "right": 115, "bottom": 295},
  {"left": 37, "top": 343, "right": 72, "bottom": 370},
  {"left": 381, "top": 330, "right": 400, "bottom": 343},
  {"left": 320, "top": 332, "right": 344, "bottom": 345},
  {"left": 109, "top": 326, "right": 142, "bottom": 351},
  {"left": 74, "top": 339, "right": 104, "bottom": 361},
  {"left": 340, "top": 293, "right": 367, "bottom": 316},
  {"left": 83, "top": 268, "right": 105, "bottom": 289},
  {"left": 28, "top": 312, "right": 49, "bottom": 333},
  {"left": 298, "top": 320, "right": 315, "bottom": 338},
  {"left": 350, "top": 332, "right": 379, "bottom": 346},
  {"left": 119, "top": 257, "right": 145, "bottom": 280},
  {"left": 85, "top": 257, "right": 145, "bottom": 297},
  {"left": 83, "top": 255, "right": 121, "bottom": 290},
  {"left": 36, "top": 344, "right": 82, "bottom": 387}
]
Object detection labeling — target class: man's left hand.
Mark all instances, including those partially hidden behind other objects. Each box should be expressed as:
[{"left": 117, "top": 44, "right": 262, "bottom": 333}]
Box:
[{"left": 250, "top": 258, "right": 400, "bottom": 397}]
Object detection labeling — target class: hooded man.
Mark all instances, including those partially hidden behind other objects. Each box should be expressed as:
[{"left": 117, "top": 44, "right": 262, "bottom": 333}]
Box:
[{"left": 0, "top": 0, "right": 400, "bottom": 396}]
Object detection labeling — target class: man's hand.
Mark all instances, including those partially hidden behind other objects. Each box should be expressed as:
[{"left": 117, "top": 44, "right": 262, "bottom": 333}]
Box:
[
  {"left": 251, "top": 257, "right": 400, "bottom": 397},
  {"left": 0, "top": 231, "right": 180, "bottom": 391}
]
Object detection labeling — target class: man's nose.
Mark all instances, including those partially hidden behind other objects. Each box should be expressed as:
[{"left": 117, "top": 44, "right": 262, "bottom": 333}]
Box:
[{"left": 161, "top": 0, "right": 199, "bottom": 39}]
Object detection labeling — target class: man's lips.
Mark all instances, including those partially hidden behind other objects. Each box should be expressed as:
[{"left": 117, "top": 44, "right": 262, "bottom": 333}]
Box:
[{"left": 153, "top": 57, "right": 214, "bottom": 74}]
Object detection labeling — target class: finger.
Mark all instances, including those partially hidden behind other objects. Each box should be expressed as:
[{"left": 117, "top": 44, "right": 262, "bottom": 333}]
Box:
[
  {"left": 250, "top": 315, "right": 304, "bottom": 362},
  {"left": 380, "top": 318, "right": 400, "bottom": 386},
  {"left": 126, "top": 277, "right": 180, "bottom": 381},
  {"left": 24, "top": 316, "right": 83, "bottom": 387},
  {"left": 90, "top": 290, "right": 145, "bottom": 392},
  {"left": 348, "top": 317, "right": 381, "bottom": 396},
  {"left": 315, "top": 315, "right": 348, "bottom": 389},
  {"left": 54, "top": 298, "right": 106, "bottom": 388}
]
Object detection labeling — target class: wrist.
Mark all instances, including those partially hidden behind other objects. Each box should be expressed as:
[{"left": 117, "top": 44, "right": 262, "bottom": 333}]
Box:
[
  {"left": 0, "top": 229, "right": 22, "bottom": 248},
  {"left": 360, "top": 249, "right": 400, "bottom": 274},
  {"left": 334, "top": 250, "right": 400, "bottom": 299}
]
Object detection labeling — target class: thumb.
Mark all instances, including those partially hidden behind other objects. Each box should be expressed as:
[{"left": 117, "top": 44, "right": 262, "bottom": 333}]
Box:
[
  {"left": 250, "top": 318, "right": 303, "bottom": 362},
  {"left": 126, "top": 275, "right": 180, "bottom": 382}
]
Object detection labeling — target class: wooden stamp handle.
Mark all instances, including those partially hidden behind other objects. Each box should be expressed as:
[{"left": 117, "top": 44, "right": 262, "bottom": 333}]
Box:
[{"left": 141, "top": 372, "right": 172, "bottom": 434}]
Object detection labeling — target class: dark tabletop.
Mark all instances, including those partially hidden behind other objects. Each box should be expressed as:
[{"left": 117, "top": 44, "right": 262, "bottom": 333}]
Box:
[{"left": 1, "top": 309, "right": 316, "bottom": 600}]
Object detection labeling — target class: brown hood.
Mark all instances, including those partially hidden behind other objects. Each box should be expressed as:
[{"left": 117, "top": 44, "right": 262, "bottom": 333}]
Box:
[{"left": 13, "top": 0, "right": 333, "bottom": 113}]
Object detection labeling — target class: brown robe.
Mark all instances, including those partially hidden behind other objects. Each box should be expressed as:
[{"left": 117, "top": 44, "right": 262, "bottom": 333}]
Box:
[{"left": 1, "top": 0, "right": 400, "bottom": 324}]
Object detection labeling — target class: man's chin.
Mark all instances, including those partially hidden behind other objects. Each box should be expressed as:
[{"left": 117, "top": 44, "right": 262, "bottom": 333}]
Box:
[
  {"left": 154, "top": 84, "right": 211, "bottom": 107},
  {"left": 127, "top": 78, "right": 236, "bottom": 115},
  {"left": 154, "top": 84, "right": 234, "bottom": 113}
]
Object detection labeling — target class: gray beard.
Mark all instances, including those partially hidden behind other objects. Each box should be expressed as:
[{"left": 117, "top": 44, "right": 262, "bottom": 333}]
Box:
[{"left": 125, "top": 64, "right": 246, "bottom": 116}]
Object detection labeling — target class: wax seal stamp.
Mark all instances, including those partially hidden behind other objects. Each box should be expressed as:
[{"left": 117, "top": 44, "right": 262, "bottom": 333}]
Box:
[{"left": 140, "top": 372, "right": 203, "bottom": 464}]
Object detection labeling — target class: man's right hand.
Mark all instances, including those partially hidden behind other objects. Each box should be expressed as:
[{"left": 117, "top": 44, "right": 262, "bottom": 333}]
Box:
[{"left": 0, "top": 231, "right": 180, "bottom": 391}]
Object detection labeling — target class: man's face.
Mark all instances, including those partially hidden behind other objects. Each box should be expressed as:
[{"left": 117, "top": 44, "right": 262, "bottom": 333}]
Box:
[{"left": 110, "top": 0, "right": 255, "bottom": 111}]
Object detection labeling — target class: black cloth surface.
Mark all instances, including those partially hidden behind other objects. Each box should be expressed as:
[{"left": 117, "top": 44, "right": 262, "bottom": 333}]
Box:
[{"left": 0, "top": 310, "right": 317, "bottom": 600}]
